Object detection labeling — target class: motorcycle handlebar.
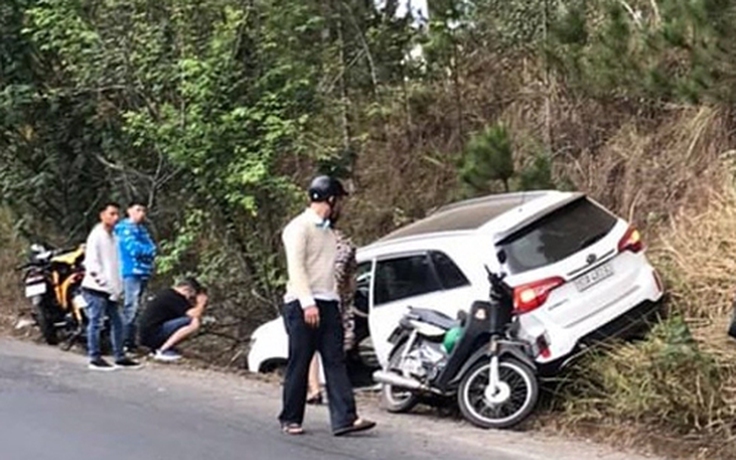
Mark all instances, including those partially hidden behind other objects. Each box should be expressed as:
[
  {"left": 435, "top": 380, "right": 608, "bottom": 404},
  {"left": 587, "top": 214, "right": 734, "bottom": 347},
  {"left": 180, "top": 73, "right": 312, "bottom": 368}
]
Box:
[
  {"left": 16, "top": 245, "right": 81, "bottom": 271},
  {"left": 51, "top": 246, "right": 78, "bottom": 256},
  {"left": 484, "top": 265, "right": 514, "bottom": 298}
]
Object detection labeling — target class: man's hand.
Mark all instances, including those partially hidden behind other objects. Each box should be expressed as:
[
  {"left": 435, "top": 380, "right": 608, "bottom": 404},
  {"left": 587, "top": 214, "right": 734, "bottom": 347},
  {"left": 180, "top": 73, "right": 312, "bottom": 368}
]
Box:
[
  {"left": 187, "top": 292, "right": 209, "bottom": 320},
  {"left": 303, "top": 306, "right": 319, "bottom": 328},
  {"left": 196, "top": 292, "right": 208, "bottom": 308}
]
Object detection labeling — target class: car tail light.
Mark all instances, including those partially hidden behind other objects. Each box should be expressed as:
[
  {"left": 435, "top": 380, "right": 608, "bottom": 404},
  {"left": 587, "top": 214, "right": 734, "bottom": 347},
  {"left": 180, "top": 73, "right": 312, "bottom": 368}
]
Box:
[
  {"left": 513, "top": 277, "right": 565, "bottom": 314},
  {"left": 618, "top": 226, "right": 644, "bottom": 253}
]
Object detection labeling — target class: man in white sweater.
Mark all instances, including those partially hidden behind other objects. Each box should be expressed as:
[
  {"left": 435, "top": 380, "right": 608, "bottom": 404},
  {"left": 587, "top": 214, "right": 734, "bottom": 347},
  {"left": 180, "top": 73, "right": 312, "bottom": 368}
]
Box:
[
  {"left": 81, "top": 202, "right": 141, "bottom": 371},
  {"left": 278, "top": 176, "right": 375, "bottom": 436}
]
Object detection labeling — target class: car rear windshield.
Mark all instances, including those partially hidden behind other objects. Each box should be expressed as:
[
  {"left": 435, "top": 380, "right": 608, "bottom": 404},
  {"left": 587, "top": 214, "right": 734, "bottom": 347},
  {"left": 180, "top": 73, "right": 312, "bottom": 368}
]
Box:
[{"left": 497, "top": 197, "right": 617, "bottom": 274}]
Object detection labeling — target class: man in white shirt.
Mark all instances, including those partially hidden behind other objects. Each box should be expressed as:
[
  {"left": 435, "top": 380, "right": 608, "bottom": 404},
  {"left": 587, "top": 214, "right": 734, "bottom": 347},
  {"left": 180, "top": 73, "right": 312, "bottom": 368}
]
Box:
[
  {"left": 277, "top": 176, "right": 375, "bottom": 436},
  {"left": 81, "top": 202, "right": 141, "bottom": 371}
]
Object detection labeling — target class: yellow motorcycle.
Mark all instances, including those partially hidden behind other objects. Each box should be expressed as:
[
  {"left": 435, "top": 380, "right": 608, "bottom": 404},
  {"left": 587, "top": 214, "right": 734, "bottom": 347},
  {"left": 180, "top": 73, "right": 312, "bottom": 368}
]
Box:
[{"left": 19, "top": 243, "right": 105, "bottom": 350}]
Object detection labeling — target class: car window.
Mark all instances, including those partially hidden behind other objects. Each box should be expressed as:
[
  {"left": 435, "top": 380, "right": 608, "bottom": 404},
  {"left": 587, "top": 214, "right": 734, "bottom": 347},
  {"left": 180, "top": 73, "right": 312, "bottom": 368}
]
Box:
[
  {"left": 498, "top": 197, "right": 617, "bottom": 274},
  {"left": 429, "top": 251, "right": 469, "bottom": 290},
  {"left": 373, "top": 254, "right": 441, "bottom": 306}
]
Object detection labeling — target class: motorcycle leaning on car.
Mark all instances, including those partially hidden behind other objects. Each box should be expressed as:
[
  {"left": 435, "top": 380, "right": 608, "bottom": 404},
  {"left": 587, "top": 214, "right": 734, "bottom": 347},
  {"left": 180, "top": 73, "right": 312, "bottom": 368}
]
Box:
[{"left": 372, "top": 250, "right": 543, "bottom": 429}]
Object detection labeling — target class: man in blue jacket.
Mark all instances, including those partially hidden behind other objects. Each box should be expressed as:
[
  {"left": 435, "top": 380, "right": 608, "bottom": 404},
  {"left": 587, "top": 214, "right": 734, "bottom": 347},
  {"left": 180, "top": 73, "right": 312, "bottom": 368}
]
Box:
[{"left": 114, "top": 199, "right": 157, "bottom": 352}]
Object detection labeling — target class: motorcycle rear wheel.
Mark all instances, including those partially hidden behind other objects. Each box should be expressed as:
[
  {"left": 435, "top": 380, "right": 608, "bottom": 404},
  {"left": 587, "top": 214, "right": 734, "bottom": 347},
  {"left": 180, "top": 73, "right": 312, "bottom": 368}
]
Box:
[{"left": 457, "top": 357, "right": 538, "bottom": 429}]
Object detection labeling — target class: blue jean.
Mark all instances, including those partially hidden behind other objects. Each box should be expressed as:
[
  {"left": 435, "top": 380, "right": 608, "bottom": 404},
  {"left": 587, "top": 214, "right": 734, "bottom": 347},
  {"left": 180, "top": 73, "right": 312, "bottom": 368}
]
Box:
[
  {"left": 143, "top": 317, "right": 192, "bottom": 350},
  {"left": 83, "top": 289, "right": 124, "bottom": 361},
  {"left": 122, "top": 276, "right": 148, "bottom": 348}
]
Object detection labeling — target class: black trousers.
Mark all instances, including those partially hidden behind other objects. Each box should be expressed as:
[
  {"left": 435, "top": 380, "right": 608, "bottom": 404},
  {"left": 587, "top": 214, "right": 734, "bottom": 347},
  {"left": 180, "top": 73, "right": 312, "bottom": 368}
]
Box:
[{"left": 278, "top": 299, "right": 357, "bottom": 431}]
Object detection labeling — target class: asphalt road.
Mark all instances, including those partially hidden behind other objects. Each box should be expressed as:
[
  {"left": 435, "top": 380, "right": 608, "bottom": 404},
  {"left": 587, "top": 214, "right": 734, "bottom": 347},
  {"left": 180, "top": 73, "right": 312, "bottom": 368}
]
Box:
[{"left": 0, "top": 338, "right": 655, "bottom": 460}]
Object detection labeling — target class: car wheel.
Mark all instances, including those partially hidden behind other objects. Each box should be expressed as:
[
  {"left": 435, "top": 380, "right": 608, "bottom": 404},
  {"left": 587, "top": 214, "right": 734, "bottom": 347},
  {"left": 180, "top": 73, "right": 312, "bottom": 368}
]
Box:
[{"left": 261, "top": 360, "right": 287, "bottom": 378}]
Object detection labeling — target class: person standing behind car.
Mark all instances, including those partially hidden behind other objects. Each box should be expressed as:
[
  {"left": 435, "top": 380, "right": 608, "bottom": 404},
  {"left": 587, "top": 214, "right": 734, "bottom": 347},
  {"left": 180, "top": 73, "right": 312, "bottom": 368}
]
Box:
[
  {"left": 82, "top": 202, "right": 141, "bottom": 371},
  {"left": 114, "top": 199, "right": 157, "bottom": 352},
  {"left": 334, "top": 228, "right": 358, "bottom": 352}
]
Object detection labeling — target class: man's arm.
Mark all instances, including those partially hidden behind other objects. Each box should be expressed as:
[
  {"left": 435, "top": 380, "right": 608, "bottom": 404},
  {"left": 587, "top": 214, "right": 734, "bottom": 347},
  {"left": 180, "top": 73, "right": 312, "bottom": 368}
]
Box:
[
  {"left": 84, "top": 230, "right": 109, "bottom": 289},
  {"left": 282, "top": 221, "right": 315, "bottom": 309},
  {"left": 115, "top": 221, "right": 155, "bottom": 261},
  {"left": 186, "top": 293, "right": 208, "bottom": 319},
  {"left": 141, "top": 226, "right": 157, "bottom": 258}
]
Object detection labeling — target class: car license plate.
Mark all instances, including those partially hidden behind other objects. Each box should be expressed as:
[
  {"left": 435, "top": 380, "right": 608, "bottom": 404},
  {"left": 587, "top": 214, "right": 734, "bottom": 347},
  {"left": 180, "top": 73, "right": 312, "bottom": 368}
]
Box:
[
  {"left": 25, "top": 283, "right": 47, "bottom": 298},
  {"left": 575, "top": 262, "right": 614, "bottom": 292}
]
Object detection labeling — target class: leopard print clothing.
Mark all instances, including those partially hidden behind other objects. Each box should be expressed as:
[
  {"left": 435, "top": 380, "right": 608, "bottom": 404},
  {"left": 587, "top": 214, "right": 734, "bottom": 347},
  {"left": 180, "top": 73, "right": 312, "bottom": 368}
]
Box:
[{"left": 334, "top": 229, "right": 357, "bottom": 351}]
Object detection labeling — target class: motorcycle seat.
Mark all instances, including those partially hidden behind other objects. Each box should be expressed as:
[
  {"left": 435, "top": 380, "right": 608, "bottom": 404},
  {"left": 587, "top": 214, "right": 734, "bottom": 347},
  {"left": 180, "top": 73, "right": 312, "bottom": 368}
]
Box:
[{"left": 406, "top": 307, "right": 458, "bottom": 331}]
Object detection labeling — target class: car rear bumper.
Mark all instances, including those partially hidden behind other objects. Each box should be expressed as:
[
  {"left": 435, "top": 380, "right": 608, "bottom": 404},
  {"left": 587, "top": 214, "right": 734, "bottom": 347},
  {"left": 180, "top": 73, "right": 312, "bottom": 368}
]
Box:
[
  {"left": 537, "top": 299, "right": 664, "bottom": 375},
  {"left": 533, "top": 264, "right": 664, "bottom": 364},
  {"left": 578, "top": 298, "right": 663, "bottom": 344}
]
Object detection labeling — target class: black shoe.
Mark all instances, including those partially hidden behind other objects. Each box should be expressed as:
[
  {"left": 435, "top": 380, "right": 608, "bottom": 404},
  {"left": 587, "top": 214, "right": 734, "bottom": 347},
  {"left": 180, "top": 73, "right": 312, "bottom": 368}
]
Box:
[
  {"left": 124, "top": 345, "right": 143, "bottom": 356},
  {"left": 88, "top": 357, "right": 116, "bottom": 371},
  {"left": 115, "top": 357, "right": 143, "bottom": 369},
  {"left": 333, "top": 418, "right": 376, "bottom": 436}
]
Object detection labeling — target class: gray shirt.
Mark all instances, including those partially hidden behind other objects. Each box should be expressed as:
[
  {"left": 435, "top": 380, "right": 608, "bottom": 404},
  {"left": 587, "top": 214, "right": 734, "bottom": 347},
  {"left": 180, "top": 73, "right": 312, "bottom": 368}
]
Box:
[{"left": 82, "top": 223, "right": 123, "bottom": 300}]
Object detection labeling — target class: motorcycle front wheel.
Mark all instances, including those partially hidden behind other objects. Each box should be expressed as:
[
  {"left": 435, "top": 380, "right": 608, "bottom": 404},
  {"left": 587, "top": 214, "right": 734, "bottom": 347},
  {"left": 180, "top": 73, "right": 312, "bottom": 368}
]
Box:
[
  {"left": 380, "top": 342, "right": 420, "bottom": 413},
  {"left": 457, "top": 357, "right": 538, "bottom": 429}
]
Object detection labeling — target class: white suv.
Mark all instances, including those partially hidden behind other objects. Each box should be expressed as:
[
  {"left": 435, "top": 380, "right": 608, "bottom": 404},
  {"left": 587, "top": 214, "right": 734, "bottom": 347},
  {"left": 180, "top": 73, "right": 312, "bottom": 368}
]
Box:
[{"left": 248, "top": 190, "right": 664, "bottom": 375}]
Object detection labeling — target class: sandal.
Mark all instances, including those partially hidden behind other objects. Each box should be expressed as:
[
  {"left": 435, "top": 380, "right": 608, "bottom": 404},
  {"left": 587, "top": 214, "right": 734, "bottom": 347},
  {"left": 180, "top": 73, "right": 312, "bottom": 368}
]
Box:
[
  {"left": 306, "top": 393, "right": 323, "bottom": 405},
  {"left": 281, "top": 423, "right": 304, "bottom": 435},
  {"left": 333, "top": 418, "right": 376, "bottom": 436}
]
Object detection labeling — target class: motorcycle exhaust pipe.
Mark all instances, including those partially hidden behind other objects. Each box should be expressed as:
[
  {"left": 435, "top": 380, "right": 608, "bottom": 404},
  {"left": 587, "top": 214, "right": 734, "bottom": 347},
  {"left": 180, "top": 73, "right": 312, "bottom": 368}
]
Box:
[{"left": 372, "top": 370, "right": 425, "bottom": 390}]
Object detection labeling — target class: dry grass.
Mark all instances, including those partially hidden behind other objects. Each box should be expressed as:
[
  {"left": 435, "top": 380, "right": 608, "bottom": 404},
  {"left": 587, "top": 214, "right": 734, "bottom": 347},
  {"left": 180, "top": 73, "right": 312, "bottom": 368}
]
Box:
[
  {"left": 548, "top": 154, "right": 736, "bottom": 458},
  {"left": 567, "top": 106, "right": 730, "bottom": 228},
  {"left": 651, "top": 182, "right": 736, "bottom": 441},
  {"left": 549, "top": 314, "right": 735, "bottom": 455},
  {"left": 652, "top": 184, "right": 736, "bottom": 320}
]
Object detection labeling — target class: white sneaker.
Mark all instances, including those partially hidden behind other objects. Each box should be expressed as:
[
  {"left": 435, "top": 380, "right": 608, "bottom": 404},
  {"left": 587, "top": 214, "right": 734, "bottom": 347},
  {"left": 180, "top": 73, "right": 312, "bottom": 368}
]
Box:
[{"left": 153, "top": 349, "right": 182, "bottom": 362}]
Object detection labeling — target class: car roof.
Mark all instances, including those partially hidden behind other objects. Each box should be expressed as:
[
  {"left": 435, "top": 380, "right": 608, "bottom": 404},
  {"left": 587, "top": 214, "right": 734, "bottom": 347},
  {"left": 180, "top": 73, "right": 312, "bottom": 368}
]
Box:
[
  {"left": 381, "top": 189, "right": 574, "bottom": 237},
  {"left": 376, "top": 191, "right": 553, "bottom": 242},
  {"left": 357, "top": 190, "right": 585, "bottom": 260}
]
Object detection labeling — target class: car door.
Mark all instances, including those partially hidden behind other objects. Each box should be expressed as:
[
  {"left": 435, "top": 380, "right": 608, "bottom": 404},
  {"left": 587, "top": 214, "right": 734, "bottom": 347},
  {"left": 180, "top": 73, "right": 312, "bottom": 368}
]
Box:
[{"left": 368, "top": 250, "right": 476, "bottom": 368}]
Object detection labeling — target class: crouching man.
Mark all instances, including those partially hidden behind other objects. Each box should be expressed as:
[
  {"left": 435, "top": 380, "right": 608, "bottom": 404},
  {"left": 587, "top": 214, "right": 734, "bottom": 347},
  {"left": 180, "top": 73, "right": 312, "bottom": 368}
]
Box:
[{"left": 138, "top": 277, "right": 207, "bottom": 361}]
